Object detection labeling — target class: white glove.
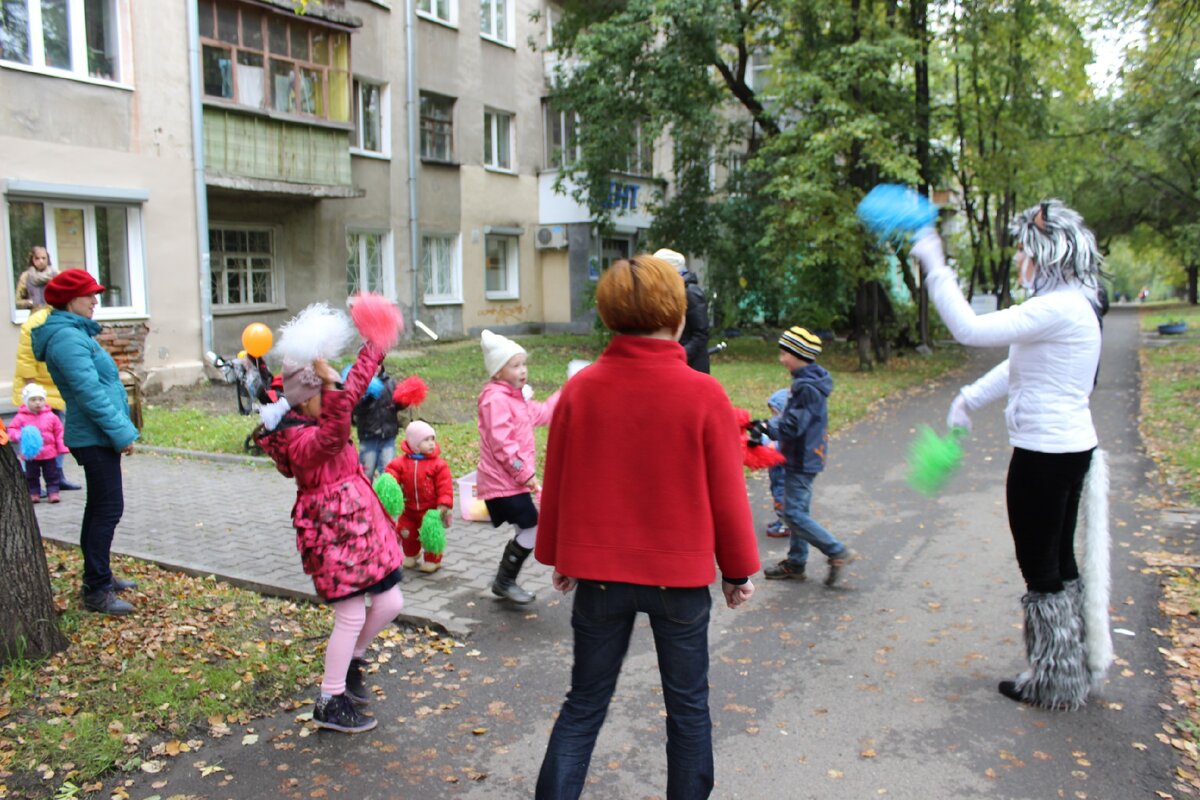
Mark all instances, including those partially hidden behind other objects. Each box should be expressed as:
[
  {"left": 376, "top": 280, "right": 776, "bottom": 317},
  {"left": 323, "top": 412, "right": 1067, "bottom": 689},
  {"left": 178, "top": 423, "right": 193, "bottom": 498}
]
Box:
[
  {"left": 522, "top": 383, "right": 534, "bottom": 401},
  {"left": 946, "top": 392, "right": 972, "bottom": 433},
  {"left": 910, "top": 229, "right": 945, "bottom": 277}
]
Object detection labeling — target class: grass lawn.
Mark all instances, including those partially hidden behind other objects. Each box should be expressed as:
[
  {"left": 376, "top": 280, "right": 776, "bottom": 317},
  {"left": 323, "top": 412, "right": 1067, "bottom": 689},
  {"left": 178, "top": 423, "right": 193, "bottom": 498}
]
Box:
[{"left": 142, "top": 333, "right": 968, "bottom": 480}]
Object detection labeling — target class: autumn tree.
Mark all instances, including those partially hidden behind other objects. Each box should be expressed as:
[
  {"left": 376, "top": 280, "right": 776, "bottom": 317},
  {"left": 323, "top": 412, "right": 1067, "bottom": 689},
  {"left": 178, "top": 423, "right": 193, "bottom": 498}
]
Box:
[{"left": 0, "top": 443, "right": 68, "bottom": 665}]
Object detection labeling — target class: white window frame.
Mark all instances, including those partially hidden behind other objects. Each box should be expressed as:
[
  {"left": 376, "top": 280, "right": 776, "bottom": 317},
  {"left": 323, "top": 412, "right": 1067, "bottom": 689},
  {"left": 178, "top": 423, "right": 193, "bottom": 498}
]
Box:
[
  {"left": 5, "top": 182, "right": 148, "bottom": 323},
  {"left": 484, "top": 108, "right": 514, "bottom": 172},
  {"left": 0, "top": 0, "right": 126, "bottom": 85},
  {"left": 346, "top": 229, "right": 394, "bottom": 299},
  {"left": 479, "top": 0, "right": 513, "bottom": 46},
  {"left": 416, "top": 0, "right": 457, "bottom": 27},
  {"left": 421, "top": 233, "right": 462, "bottom": 305},
  {"left": 351, "top": 78, "right": 390, "bottom": 158},
  {"left": 542, "top": 101, "right": 578, "bottom": 170},
  {"left": 484, "top": 231, "right": 519, "bottom": 300},
  {"left": 209, "top": 223, "right": 281, "bottom": 312}
]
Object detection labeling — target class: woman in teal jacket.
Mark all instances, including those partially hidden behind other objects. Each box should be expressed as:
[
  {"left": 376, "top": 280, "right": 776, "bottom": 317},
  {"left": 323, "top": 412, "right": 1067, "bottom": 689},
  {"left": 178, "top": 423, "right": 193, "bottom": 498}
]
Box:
[{"left": 31, "top": 270, "right": 139, "bottom": 616}]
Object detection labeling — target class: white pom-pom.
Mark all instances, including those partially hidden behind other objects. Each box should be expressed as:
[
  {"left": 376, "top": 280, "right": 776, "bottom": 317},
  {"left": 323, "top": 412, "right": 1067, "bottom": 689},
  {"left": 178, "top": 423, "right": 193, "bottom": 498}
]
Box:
[
  {"left": 259, "top": 397, "right": 291, "bottom": 431},
  {"left": 273, "top": 303, "right": 355, "bottom": 365},
  {"left": 522, "top": 383, "right": 534, "bottom": 401}
]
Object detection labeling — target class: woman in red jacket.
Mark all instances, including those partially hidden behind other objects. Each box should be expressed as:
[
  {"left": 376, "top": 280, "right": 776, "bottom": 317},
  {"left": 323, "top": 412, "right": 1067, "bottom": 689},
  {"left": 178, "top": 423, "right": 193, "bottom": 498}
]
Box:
[{"left": 534, "top": 254, "right": 759, "bottom": 800}]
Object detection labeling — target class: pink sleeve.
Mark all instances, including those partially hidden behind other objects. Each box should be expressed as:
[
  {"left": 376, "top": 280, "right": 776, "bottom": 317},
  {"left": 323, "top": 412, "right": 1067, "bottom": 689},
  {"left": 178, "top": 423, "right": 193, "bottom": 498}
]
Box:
[{"left": 529, "top": 389, "right": 561, "bottom": 427}]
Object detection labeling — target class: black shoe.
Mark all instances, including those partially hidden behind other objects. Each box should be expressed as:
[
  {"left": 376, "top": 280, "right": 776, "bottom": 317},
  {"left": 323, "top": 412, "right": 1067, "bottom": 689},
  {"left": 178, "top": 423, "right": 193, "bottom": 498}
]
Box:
[
  {"left": 314, "top": 693, "right": 377, "bottom": 733},
  {"left": 113, "top": 577, "right": 138, "bottom": 593},
  {"left": 492, "top": 539, "right": 536, "bottom": 604},
  {"left": 345, "top": 658, "right": 370, "bottom": 707},
  {"left": 59, "top": 478, "right": 83, "bottom": 491},
  {"left": 825, "top": 549, "right": 858, "bottom": 587},
  {"left": 763, "top": 560, "right": 807, "bottom": 581},
  {"left": 83, "top": 589, "right": 134, "bottom": 616}
]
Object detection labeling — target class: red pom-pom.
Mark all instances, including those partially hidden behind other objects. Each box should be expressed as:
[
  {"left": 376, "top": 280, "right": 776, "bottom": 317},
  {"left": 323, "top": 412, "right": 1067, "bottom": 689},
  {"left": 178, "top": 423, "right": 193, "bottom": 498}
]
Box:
[
  {"left": 733, "top": 407, "right": 752, "bottom": 429},
  {"left": 742, "top": 437, "right": 786, "bottom": 470},
  {"left": 393, "top": 375, "right": 428, "bottom": 409},
  {"left": 350, "top": 293, "right": 404, "bottom": 351}
]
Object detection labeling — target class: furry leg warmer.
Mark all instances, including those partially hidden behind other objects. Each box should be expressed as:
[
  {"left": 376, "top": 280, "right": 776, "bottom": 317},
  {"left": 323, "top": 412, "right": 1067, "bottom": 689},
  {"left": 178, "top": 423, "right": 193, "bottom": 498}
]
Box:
[
  {"left": 1012, "top": 589, "right": 1090, "bottom": 710},
  {"left": 1079, "top": 449, "right": 1113, "bottom": 687}
]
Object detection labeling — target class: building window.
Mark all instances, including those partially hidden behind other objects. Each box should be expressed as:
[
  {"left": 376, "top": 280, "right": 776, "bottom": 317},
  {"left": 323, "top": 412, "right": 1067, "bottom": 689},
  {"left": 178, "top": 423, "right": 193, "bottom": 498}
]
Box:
[
  {"left": 625, "top": 122, "right": 653, "bottom": 175},
  {"left": 353, "top": 79, "right": 388, "bottom": 156},
  {"left": 0, "top": 0, "right": 120, "bottom": 80},
  {"left": 484, "top": 109, "right": 513, "bottom": 171},
  {"left": 484, "top": 233, "right": 519, "bottom": 300},
  {"left": 479, "top": 0, "right": 512, "bottom": 45},
  {"left": 346, "top": 230, "right": 390, "bottom": 297},
  {"left": 420, "top": 92, "right": 454, "bottom": 162},
  {"left": 210, "top": 226, "right": 276, "bottom": 307},
  {"left": 422, "top": 234, "right": 461, "bottom": 304},
  {"left": 542, "top": 101, "right": 578, "bottom": 169},
  {"left": 198, "top": 0, "right": 351, "bottom": 123},
  {"left": 416, "top": 0, "right": 455, "bottom": 26},
  {"left": 7, "top": 195, "right": 145, "bottom": 318}
]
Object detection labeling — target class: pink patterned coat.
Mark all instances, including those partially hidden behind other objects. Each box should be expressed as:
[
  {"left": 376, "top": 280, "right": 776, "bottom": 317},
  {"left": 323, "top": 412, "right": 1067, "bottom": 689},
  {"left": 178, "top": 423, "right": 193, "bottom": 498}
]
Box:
[{"left": 256, "top": 344, "right": 403, "bottom": 601}]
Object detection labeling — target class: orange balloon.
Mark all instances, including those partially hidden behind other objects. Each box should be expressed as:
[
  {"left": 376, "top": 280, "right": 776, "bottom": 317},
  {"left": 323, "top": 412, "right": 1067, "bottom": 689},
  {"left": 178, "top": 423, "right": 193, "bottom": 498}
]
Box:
[{"left": 241, "top": 323, "right": 273, "bottom": 358}]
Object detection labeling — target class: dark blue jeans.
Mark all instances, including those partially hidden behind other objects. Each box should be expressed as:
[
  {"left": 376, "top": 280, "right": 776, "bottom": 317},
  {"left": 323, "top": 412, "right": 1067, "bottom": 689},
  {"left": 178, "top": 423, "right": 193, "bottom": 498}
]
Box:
[
  {"left": 71, "top": 446, "right": 124, "bottom": 593},
  {"left": 536, "top": 581, "right": 714, "bottom": 800}
]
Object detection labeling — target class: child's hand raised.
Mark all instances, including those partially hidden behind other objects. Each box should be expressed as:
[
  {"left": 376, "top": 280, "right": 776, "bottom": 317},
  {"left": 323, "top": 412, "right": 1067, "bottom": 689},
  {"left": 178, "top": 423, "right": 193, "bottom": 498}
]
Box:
[{"left": 313, "top": 359, "right": 341, "bottom": 387}]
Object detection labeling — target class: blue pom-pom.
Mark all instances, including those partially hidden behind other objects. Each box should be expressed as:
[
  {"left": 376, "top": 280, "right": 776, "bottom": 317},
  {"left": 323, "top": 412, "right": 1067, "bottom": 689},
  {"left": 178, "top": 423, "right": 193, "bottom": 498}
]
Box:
[
  {"left": 20, "top": 426, "right": 44, "bottom": 460},
  {"left": 366, "top": 377, "right": 383, "bottom": 399},
  {"left": 856, "top": 184, "right": 938, "bottom": 243}
]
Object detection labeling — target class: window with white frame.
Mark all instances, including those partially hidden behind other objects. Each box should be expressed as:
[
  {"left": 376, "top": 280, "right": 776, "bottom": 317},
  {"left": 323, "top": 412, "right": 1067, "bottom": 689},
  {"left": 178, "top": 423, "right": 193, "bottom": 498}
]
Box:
[
  {"left": 484, "top": 233, "right": 519, "bottom": 299},
  {"left": 422, "top": 234, "right": 461, "bottom": 304},
  {"left": 479, "top": 0, "right": 512, "bottom": 45},
  {"left": 346, "top": 230, "right": 391, "bottom": 297},
  {"left": 0, "top": 0, "right": 121, "bottom": 80},
  {"left": 484, "top": 109, "right": 513, "bottom": 171},
  {"left": 542, "top": 101, "right": 578, "bottom": 169},
  {"left": 7, "top": 193, "right": 145, "bottom": 318},
  {"left": 353, "top": 79, "right": 388, "bottom": 156},
  {"left": 210, "top": 226, "right": 276, "bottom": 307},
  {"left": 625, "top": 122, "right": 653, "bottom": 175},
  {"left": 420, "top": 92, "right": 454, "bottom": 161},
  {"left": 417, "top": 0, "right": 456, "bottom": 26}
]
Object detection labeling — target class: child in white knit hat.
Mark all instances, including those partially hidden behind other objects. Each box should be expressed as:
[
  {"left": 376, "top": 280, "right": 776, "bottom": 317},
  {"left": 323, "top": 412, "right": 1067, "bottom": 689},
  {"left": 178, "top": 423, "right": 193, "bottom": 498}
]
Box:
[{"left": 476, "top": 330, "right": 561, "bottom": 603}]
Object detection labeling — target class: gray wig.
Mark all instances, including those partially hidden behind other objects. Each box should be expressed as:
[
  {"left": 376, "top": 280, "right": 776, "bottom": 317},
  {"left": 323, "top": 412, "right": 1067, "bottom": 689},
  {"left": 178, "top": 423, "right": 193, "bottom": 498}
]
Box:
[{"left": 1010, "top": 199, "right": 1104, "bottom": 297}]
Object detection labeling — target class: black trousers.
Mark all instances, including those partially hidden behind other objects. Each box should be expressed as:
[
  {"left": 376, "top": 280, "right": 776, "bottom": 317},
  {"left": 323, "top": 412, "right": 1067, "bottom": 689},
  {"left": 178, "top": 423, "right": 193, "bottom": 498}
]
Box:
[
  {"left": 71, "top": 445, "right": 125, "bottom": 593},
  {"left": 1005, "top": 447, "right": 1094, "bottom": 593}
]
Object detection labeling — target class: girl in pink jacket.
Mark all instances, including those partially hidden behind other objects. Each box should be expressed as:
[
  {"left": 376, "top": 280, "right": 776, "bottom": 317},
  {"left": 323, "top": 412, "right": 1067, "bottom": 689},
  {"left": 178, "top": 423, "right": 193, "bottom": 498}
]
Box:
[
  {"left": 476, "top": 330, "right": 560, "bottom": 604},
  {"left": 10, "top": 382, "right": 68, "bottom": 502}
]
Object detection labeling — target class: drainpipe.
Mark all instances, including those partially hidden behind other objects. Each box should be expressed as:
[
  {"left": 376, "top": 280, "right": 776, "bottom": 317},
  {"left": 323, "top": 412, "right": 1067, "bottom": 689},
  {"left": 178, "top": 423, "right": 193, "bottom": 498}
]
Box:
[
  {"left": 187, "top": 0, "right": 213, "bottom": 355},
  {"left": 405, "top": 0, "right": 434, "bottom": 339}
]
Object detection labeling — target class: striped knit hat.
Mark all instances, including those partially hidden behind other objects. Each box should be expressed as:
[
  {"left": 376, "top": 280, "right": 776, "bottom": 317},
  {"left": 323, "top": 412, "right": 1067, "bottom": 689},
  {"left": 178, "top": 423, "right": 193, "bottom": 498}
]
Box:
[{"left": 778, "top": 326, "right": 822, "bottom": 361}]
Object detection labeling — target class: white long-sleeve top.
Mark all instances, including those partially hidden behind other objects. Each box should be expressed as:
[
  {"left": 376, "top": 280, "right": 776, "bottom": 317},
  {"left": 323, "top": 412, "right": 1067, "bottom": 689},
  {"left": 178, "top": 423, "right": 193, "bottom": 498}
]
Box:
[{"left": 913, "top": 236, "right": 1101, "bottom": 454}]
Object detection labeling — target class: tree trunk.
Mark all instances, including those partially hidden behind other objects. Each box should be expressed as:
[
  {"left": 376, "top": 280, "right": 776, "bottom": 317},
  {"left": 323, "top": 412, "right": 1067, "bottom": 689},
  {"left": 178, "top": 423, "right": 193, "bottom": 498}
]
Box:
[
  {"left": 0, "top": 443, "right": 68, "bottom": 665},
  {"left": 1189, "top": 263, "right": 1198, "bottom": 305},
  {"left": 855, "top": 280, "right": 874, "bottom": 372},
  {"left": 911, "top": 0, "right": 932, "bottom": 349}
]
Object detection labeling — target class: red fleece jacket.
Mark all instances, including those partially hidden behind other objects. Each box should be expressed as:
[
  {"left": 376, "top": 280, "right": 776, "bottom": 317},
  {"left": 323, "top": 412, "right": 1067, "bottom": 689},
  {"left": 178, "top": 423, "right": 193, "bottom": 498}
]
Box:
[{"left": 535, "top": 335, "right": 759, "bottom": 586}]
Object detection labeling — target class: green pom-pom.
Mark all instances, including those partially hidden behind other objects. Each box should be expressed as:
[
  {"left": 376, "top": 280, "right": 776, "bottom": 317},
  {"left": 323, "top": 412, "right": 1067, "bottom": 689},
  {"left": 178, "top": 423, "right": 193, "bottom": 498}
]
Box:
[
  {"left": 373, "top": 472, "right": 404, "bottom": 518},
  {"left": 418, "top": 510, "right": 446, "bottom": 556},
  {"left": 906, "top": 425, "right": 966, "bottom": 496}
]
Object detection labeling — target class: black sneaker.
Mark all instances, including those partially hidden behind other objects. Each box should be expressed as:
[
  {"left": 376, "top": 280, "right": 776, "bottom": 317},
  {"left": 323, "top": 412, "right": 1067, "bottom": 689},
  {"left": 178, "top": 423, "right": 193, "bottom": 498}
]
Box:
[
  {"left": 825, "top": 549, "right": 858, "bottom": 587},
  {"left": 763, "top": 560, "right": 807, "bottom": 581},
  {"left": 314, "top": 694, "right": 377, "bottom": 733},
  {"left": 345, "top": 658, "right": 370, "bottom": 707},
  {"left": 83, "top": 589, "right": 134, "bottom": 616}
]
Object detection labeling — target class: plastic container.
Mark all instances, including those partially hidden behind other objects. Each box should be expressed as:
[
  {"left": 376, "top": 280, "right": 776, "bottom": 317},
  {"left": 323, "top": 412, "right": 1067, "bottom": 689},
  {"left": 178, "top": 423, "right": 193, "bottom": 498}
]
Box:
[{"left": 457, "top": 471, "right": 491, "bottom": 522}]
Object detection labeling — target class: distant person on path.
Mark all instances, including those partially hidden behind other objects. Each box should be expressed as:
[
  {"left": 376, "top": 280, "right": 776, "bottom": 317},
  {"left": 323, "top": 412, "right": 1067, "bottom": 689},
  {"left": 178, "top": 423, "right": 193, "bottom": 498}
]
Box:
[
  {"left": 653, "top": 248, "right": 710, "bottom": 373},
  {"left": 763, "top": 388, "right": 791, "bottom": 538},
  {"left": 758, "top": 327, "right": 856, "bottom": 586},
  {"left": 911, "top": 199, "right": 1112, "bottom": 710},
  {"left": 476, "top": 329, "right": 560, "bottom": 604},
  {"left": 31, "top": 269, "right": 140, "bottom": 616},
  {"left": 534, "top": 254, "right": 758, "bottom": 800},
  {"left": 254, "top": 314, "right": 404, "bottom": 734},
  {"left": 345, "top": 360, "right": 400, "bottom": 481},
  {"left": 9, "top": 383, "right": 68, "bottom": 503},
  {"left": 384, "top": 420, "right": 454, "bottom": 574},
  {"left": 15, "top": 245, "right": 57, "bottom": 310}
]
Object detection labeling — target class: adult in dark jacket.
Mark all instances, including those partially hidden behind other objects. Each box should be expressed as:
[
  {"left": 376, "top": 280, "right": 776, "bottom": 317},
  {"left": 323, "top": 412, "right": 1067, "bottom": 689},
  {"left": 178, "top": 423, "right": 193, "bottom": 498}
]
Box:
[
  {"left": 31, "top": 270, "right": 140, "bottom": 616},
  {"left": 653, "top": 248, "right": 710, "bottom": 373}
]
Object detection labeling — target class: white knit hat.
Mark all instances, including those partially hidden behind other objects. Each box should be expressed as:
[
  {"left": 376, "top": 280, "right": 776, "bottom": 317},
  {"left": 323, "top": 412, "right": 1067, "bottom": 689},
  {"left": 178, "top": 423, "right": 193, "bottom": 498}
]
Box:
[
  {"left": 21, "top": 383, "right": 47, "bottom": 404},
  {"left": 481, "top": 329, "right": 526, "bottom": 378},
  {"left": 652, "top": 248, "right": 687, "bottom": 274}
]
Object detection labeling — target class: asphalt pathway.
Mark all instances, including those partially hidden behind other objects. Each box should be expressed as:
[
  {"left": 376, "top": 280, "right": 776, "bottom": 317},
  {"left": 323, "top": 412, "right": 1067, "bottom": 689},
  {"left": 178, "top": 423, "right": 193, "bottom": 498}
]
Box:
[{"left": 47, "top": 304, "right": 1187, "bottom": 799}]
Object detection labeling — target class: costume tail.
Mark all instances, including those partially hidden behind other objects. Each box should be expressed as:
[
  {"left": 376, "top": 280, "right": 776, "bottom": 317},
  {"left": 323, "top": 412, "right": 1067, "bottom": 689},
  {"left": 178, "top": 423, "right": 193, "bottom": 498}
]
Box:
[{"left": 1080, "top": 448, "right": 1113, "bottom": 686}]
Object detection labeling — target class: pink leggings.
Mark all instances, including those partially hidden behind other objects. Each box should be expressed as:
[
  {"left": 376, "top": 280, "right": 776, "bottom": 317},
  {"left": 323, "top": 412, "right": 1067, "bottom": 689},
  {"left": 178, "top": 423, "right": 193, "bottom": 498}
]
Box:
[{"left": 321, "top": 586, "right": 404, "bottom": 696}]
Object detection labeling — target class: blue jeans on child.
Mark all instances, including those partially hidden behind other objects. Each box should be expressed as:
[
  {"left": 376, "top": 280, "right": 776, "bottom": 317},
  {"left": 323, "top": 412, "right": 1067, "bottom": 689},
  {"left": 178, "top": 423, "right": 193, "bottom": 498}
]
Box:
[
  {"left": 782, "top": 469, "right": 845, "bottom": 567},
  {"left": 357, "top": 436, "right": 395, "bottom": 482},
  {"left": 768, "top": 464, "right": 785, "bottom": 509},
  {"left": 536, "top": 581, "right": 714, "bottom": 800}
]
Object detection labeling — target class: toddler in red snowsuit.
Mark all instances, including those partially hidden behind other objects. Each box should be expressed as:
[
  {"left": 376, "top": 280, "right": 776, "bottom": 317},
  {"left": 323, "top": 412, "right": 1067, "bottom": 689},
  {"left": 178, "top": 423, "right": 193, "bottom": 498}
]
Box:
[{"left": 384, "top": 420, "right": 454, "bottom": 573}]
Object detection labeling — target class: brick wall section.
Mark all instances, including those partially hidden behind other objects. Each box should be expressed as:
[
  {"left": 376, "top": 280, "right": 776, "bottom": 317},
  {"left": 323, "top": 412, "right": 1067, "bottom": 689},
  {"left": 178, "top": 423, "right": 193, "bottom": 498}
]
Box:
[{"left": 96, "top": 322, "right": 149, "bottom": 373}]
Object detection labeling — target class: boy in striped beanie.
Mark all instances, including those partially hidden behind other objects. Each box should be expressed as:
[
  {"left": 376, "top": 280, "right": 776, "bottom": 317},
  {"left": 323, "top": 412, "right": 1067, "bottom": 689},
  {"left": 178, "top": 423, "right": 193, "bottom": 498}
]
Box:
[{"left": 757, "top": 326, "right": 857, "bottom": 586}]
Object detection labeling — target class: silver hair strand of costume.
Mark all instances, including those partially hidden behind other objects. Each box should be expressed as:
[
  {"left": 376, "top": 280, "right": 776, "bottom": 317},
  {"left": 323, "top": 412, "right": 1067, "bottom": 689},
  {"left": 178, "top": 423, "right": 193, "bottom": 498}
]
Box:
[{"left": 1010, "top": 199, "right": 1103, "bottom": 296}]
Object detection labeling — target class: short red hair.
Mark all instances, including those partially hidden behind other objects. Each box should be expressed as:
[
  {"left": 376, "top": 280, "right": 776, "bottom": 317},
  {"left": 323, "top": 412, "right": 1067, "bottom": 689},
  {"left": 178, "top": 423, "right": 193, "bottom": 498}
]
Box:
[{"left": 595, "top": 254, "right": 686, "bottom": 335}]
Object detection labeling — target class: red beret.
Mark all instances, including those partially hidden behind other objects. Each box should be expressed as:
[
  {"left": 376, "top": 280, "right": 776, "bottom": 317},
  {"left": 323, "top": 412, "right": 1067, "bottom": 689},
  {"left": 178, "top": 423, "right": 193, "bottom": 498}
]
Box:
[{"left": 44, "top": 269, "right": 105, "bottom": 308}]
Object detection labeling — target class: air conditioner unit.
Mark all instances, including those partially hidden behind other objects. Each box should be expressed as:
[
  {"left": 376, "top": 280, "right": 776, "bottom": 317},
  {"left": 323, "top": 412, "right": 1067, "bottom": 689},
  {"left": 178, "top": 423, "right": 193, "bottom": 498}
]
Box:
[{"left": 535, "top": 225, "right": 568, "bottom": 250}]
